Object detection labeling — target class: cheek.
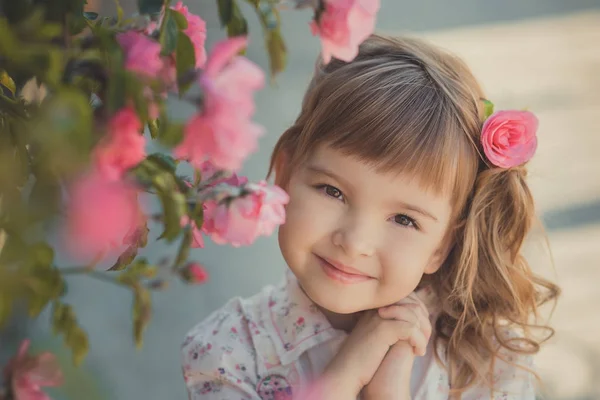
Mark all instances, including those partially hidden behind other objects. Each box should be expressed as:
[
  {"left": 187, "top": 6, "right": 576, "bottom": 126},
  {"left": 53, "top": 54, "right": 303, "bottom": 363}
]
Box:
[
  {"left": 377, "top": 236, "right": 437, "bottom": 298},
  {"left": 278, "top": 185, "right": 338, "bottom": 254}
]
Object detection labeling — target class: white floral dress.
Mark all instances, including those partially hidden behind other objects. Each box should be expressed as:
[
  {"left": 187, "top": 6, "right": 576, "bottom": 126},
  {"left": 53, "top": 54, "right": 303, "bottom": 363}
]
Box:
[{"left": 181, "top": 270, "right": 536, "bottom": 399}]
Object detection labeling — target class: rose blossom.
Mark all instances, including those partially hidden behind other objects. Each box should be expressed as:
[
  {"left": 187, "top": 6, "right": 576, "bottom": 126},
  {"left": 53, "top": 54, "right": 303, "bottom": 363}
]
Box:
[
  {"left": 174, "top": 37, "right": 265, "bottom": 171},
  {"left": 3, "top": 340, "right": 63, "bottom": 400},
  {"left": 202, "top": 181, "right": 289, "bottom": 247},
  {"left": 93, "top": 107, "right": 146, "bottom": 181},
  {"left": 116, "top": 31, "right": 163, "bottom": 77},
  {"left": 481, "top": 110, "right": 538, "bottom": 168},
  {"left": 65, "top": 172, "right": 142, "bottom": 261},
  {"left": 310, "top": 0, "right": 380, "bottom": 64},
  {"left": 185, "top": 262, "right": 209, "bottom": 284}
]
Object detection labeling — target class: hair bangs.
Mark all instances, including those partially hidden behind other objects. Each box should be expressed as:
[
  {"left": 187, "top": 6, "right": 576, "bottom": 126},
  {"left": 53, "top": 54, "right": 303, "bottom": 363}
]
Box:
[{"left": 306, "top": 64, "right": 476, "bottom": 206}]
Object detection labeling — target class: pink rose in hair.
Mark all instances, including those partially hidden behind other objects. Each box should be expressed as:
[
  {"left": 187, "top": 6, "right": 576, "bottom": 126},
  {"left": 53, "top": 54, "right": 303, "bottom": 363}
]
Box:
[
  {"left": 310, "top": 0, "right": 380, "bottom": 64},
  {"left": 481, "top": 110, "right": 538, "bottom": 168},
  {"left": 116, "top": 31, "right": 163, "bottom": 77},
  {"left": 65, "top": 172, "right": 142, "bottom": 261},
  {"left": 171, "top": 1, "right": 207, "bottom": 68},
  {"left": 174, "top": 37, "right": 264, "bottom": 171},
  {"left": 3, "top": 340, "right": 63, "bottom": 400},
  {"left": 202, "top": 181, "right": 289, "bottom": 247},
  {"left": 93, "top": 107, "right": 146, "bottom": 181}
]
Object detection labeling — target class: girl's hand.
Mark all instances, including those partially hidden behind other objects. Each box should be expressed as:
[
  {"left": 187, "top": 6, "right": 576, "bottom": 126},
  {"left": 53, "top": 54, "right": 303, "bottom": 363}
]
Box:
[
  {"left": 319, "top": 297, "right": 429, "bottom": 399},
  {"left": 362, "top": 291, "right": 433, "bottom": 400}
]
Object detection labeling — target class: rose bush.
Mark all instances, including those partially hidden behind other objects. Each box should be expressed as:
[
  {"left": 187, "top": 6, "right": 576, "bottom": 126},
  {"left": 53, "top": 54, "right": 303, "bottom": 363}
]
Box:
[{"left": 0, "top": 0, "right": 379, "bottom": 398}]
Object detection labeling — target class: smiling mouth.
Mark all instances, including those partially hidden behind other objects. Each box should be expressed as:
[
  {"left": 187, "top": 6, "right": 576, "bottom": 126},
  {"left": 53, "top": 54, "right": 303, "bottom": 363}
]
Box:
[{"left": 316, "top": 255, "right": 373, "bottom": 284}]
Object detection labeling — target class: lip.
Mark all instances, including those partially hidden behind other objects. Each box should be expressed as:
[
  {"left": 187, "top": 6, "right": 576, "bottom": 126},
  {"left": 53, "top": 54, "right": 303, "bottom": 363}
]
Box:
[{"left": 316, "top": 255, "right": 373, "bottom": 284}]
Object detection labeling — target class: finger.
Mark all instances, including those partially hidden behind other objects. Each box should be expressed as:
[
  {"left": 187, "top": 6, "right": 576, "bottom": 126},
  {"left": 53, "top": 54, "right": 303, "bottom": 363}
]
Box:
[
  {"left": 407, "top": 325, "right": 428, "bottom": 356},
  {"left": 416, "top": 307, "right": 432, "bottom": 340},
  {"left": 378, "top": 304, "right": 420, "bottom": 325},
  {"left": 379, "top": 304, "right": 432, "bottom": 343},
  {"left": 393, "top": 293, "right": 430, "bottom": 318}
]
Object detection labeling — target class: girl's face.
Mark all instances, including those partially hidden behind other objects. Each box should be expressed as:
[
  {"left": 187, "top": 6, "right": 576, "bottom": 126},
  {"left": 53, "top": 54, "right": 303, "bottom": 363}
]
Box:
[{"left": 278, "top": 145, "right": 454, "bottom": 314}]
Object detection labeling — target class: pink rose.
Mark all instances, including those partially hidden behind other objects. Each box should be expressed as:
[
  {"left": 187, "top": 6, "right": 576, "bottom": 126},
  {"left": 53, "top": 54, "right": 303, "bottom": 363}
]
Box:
[
  {"left": 171, "top": 1, "right": 207, "bottom": 68},
  {"left": 202, "top": 181, "right": 289, "bottom": 247},
  {"left": 116, "top": 31, "right": 163, "bottom": 77},
  {"left": 93, "top": 107, "right": 146, "bottom": 181},
  {"left": 187, "top": 263, "right": 209, "bottom": 284},
  {"left": 3, "top": 340, "right": 63, "bottom": 400},
  {"left": 481, "top": 110, "right": 538, "bottom": 168},
  {"left": 174, "top": 37, "right": 265, "bottom": 171},
  {"left": 65, "top": 172, "right": 142, "bottom": 261},
  {"left": 310, "top": 0, "right": 380, "bottom": 64}
]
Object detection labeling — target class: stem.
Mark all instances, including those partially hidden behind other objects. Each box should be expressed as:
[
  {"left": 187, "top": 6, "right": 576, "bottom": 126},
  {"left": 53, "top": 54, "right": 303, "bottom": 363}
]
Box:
[{"left": 60, "top": 267, "right": 128, "bottom": 287}]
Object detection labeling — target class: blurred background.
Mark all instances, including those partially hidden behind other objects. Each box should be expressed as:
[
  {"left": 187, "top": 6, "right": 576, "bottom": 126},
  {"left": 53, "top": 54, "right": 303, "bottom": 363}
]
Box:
[{"left": 2, "top": 0, "right": 599, "bottom": 399}]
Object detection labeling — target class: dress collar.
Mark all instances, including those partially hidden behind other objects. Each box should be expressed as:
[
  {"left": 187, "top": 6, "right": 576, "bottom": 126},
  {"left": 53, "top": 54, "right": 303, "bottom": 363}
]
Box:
[{"left": 262, "top": 270, "right": 347, "bottom": 366}]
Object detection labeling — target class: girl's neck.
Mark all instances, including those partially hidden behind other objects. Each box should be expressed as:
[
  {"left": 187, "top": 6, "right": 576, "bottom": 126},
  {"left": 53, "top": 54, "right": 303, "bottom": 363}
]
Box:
[{"left": 316, "top": 304, "right": 363, "bottom": 333}]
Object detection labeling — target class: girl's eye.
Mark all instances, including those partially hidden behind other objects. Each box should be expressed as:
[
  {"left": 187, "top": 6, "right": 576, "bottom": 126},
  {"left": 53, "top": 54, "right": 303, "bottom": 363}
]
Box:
[
  {"left": 393, "top": 214, "right": 418, "bottom": 229},
  {"left": 317, "top": 184, "right": 344, "bottom": 200}
]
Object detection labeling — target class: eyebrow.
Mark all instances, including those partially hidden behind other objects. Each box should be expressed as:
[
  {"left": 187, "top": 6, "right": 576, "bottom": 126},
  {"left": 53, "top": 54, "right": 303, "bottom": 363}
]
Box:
[{"left": 306, "top": 164, "right": 439, "bottom": 222}]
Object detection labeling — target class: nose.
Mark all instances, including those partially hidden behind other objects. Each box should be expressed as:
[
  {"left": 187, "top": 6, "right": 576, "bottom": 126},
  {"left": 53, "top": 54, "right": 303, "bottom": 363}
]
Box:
[{"left": 332, "top": 211, "right": 377, "bottom": 258}]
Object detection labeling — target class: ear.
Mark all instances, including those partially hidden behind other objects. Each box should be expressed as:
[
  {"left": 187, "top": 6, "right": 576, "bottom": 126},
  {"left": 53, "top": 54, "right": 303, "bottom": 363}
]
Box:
[{"left": 423, "top": 227, "right": 456, "bottom": 275}]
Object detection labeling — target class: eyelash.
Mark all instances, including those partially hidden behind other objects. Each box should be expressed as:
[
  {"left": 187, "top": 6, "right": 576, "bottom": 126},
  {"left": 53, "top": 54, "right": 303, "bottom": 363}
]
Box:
[{"left": 313, "top": 184, "right": 420, "bottom": 230}]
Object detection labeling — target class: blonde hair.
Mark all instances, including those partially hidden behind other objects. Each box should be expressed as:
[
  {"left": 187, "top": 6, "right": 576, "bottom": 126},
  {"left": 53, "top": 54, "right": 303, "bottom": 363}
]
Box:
[{"left": 268, "top": 34, "right": 559, "bottom": 396}]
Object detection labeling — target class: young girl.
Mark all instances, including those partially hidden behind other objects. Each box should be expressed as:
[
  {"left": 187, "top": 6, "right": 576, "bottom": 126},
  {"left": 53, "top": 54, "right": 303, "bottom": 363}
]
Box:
[{"left": 180, "top": 35, "right": 559, "bottom": 399}]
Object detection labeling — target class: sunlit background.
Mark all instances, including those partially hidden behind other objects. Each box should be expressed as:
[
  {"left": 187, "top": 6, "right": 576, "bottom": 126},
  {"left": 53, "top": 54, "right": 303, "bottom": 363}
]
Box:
[{"left": 2, "top": 0, "right": 599, "bottom": 399}]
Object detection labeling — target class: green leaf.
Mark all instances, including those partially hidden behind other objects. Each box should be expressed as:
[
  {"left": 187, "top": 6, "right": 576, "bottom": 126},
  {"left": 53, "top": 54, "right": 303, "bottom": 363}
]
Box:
[
  {"left": 192, "top": 201, "right": 204, "bottom": 230},
  {"left": 226, "top": 2, "right": 248, "bottom": 37},
  {"left": 160, "top": 9, "right": 179, "bottom": 56},
  {"left": 147, "top": 152, "right": 178, "bottom": 172},
  {"left": 148, "top": 119, "right": 160, "bottom": 139},
  {"left": 0, "top": 292, "right": 13, "bottom": 328},
  {"left": 30, "top": 242, "right": 55, "bottom": 268},
  {"left": 132, "top": 285, "right": 151, "bottom": 348},
  {"left": 0, "top": 232, "right": 28, "bottom": 265},
  {"left": 483, "top": 99, "right": 495, "bottom": 120},
  {"left": 175, "top": 32, "right": 196, "bottom": 95},
  {"left": 170, "top": 9, "right": 188, "bottom": 30},
  {"left": 258, "top": 2, "right": 278, "bottom": 30},
  {"left": 246, "top": 1, "right": 286, "bottom": 78},
  {"left": 157, "top": 120, "right": 184, "bottom": 147},
  {"left": 108, "top": 246, "right": 138, "bottom": 271},
  {"left": 157, "top": 187, "right": 186, "bottom": 241},
  {"left": 83, "top": 11, "right": 99, "bottom": 20},
  {"left": 115, "top": 0, "right": 124, "bottom": 22},
  {"left": 217, "top": 0, "right": 234, "bottom": 26},
  {"left": 266, "top": 29, "right": 287, "bottom": 78},
  {"left": 173, "top": 227, "right": 192, "bottom": 269},
  {"left": 107, "top": 70, "right": 127, "bottom": 113},
  {"left": 138, "top": 0, "right": 164, "bottom": 15},
  {"left": 52, "top": 302, "right": 89, "bottom": 366},
  {"left": 0, "top": 70, "right": 16, "bottom": 96}
]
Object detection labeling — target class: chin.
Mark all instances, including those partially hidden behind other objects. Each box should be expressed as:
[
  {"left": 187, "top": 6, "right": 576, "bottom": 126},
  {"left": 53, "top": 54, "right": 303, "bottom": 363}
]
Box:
[{"left": 300, "top": 278, "right": 369, "bottom": 314}]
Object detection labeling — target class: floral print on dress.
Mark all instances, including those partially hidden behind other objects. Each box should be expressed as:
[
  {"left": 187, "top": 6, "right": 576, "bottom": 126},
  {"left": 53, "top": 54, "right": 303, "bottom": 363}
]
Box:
[{"left": 256, "top": 374, "right": 293, "bottom": 400}]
